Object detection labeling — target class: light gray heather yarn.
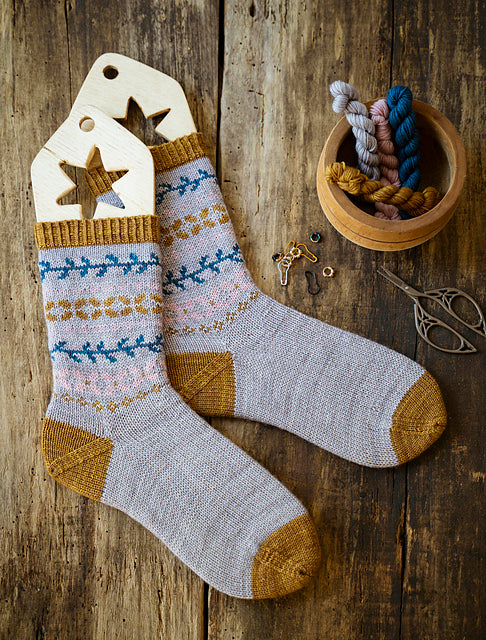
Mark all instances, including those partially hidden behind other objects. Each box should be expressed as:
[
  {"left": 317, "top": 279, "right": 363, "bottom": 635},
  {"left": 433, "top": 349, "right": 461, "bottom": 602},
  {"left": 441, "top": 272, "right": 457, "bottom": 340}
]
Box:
[
  {"left": 330, "top": 80, "right": 380, "bottom": 180},
  {"left": 40, "top": 236, "right": 314, "bottom": 598},
  {"left": 95, "top": 149, "right": 446, "bottom": 469},
  {"left": 101, "top": 389, "right": 308, "bottom": 598},
  {"left": 224, "top": 293, "right": 424, "bottom": 467}
]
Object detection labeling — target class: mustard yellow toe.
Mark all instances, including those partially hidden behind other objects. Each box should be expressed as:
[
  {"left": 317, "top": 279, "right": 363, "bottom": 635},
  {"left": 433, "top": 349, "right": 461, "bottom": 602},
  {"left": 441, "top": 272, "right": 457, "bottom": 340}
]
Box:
[
  {"left": 391, "top": 372, "right": 447, "bottom": 464},
  {"left": 251, "top": 513, "right": 321, "bottom": 599}
]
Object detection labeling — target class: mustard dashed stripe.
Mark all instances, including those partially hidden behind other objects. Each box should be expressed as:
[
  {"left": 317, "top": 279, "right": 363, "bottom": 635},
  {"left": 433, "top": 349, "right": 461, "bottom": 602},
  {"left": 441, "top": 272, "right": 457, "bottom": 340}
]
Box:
[
  {"left": 165, "top": 291, "right": 259, "bottom": 336},
  {"left": 161, "top": 204, "right": 230, "bottom": 247},
  {"left": 52, "top": 382, "right": 167, "bottom": 414},
  {"left": 45, "top": 294, "right": 163, "bottom": 322}
]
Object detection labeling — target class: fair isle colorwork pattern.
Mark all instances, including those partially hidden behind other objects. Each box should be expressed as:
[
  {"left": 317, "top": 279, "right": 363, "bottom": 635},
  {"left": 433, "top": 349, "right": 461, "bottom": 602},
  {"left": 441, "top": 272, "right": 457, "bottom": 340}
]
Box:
[
  {"left": 39, "top": 251, "right": 161, "bottom": 281},
  {"left": 161, "top": 204, "right": 230, "bottom": 247},
  {"left": 162, "top": 245, "right": 243, "bottom": 295},
  {"left": 36, "top": 215, "right": 320, "bottom": 599},
  {"left": 96, "top": 162, "right": 256, "bottom": 334},
  {"left": 156, "top": 168, "right": 217, "bottom": 203},
  {"left": 88, "top": 136, "right": 447, "bottom": 468},
  {"left": 50, "top": 334, "right": 164, "bottom": 363},
  {"left": 51, "top": 383, "right": 167, "bottom": 414},
  {"left": 164, "top": 290, "right": 260, "bottom": 337},
  {"left": 44, "top": 293, "right": 164, "bottom": 322}
]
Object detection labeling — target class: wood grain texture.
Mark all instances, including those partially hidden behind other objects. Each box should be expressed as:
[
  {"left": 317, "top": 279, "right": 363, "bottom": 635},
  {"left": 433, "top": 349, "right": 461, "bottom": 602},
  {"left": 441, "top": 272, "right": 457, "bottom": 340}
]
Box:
[
  {"left": 392, "top": 1, "right": 486, "bottom": 638},
  {"left": 1, "top": 0, "right": 484, "bottom": 639},
  {"left": 211, "top": 1, "right": 406, "bottom": 638},
  {"left": 211, "top": 0, "right": 485, "bottom": 638},
  {"left": 0, "top": 1, "right": 217, "bottom": 638}
]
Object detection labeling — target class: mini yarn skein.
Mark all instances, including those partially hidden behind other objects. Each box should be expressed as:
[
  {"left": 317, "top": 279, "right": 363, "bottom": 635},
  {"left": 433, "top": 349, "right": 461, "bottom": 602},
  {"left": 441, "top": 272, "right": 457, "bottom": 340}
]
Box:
[
  {"left": 330, "top": 80, "right": 380, "bottom": 180},
  {"left": 370, "top": 98, "right": 402, "bottom": 220},
  {"left": 369, "top": 99, "right": 401, "bottom": 220},
  {"left": 387, "top": 86, "right": 421, "bottom": 191},
  {"left": 325, "top": 162, "right": 441, "bottom": 217}
]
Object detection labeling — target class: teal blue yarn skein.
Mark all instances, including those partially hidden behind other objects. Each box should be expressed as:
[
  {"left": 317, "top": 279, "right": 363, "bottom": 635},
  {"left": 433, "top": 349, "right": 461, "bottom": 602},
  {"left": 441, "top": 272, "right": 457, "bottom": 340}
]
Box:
[{"left": 387, "top": 86, "right": 421, "bottom": 192}]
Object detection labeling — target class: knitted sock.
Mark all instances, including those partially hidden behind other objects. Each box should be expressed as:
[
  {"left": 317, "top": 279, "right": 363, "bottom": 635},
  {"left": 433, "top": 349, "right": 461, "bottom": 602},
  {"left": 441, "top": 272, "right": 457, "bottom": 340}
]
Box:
[
  {"left": 34, "top": 215, "right": 320, "bottom": 599},
  {"left": 87, "top": 135, "right": 447, "bottom": 468}
]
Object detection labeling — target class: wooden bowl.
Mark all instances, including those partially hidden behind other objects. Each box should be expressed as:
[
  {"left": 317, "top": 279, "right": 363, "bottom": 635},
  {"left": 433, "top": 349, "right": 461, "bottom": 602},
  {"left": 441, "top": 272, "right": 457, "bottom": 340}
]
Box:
[{"left": 316, "top": 99, "right": 466, "bottom": 251}]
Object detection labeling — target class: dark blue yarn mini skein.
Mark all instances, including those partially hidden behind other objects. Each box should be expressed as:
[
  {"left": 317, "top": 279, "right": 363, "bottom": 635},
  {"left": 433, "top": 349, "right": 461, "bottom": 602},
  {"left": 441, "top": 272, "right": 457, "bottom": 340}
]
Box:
[
  {"left": 387, "top": 85, "right": 421, "bottom": 219},
  {"left": 387, "top": 86, "right": 421, "bottom": 192}
]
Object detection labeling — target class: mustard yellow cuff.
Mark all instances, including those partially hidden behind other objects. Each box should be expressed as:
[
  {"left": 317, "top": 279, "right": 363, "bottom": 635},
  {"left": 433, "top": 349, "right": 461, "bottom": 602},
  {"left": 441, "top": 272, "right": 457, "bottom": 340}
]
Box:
[{"left": 34, "top": 215, "right": 161, "bottom": 250}]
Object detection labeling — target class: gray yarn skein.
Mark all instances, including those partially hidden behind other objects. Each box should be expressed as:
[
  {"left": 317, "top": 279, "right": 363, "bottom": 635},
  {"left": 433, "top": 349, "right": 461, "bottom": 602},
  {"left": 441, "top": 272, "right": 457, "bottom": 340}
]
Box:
[{"left": 330, "top": 80, "right": 380, "bottom": 180}]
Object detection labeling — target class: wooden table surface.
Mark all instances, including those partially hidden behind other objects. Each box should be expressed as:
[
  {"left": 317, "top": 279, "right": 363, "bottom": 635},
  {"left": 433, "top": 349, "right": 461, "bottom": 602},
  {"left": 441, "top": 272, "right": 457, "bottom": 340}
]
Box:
[{"left": 1, "top": 1, "right": 485, "bottom": 638}]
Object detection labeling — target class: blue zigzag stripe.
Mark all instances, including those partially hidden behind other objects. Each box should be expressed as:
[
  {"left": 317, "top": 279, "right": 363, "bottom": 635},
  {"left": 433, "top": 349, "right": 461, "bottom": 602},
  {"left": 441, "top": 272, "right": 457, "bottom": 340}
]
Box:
[
  {"left": 155, "top": 169, "right": 217, "bottom": 204},
  {"left": 50, "top": 334, "right": 163, "bottom": 363},
  {"left": 162, "top": 244, "right": 243, "bottom": 294},
  {"left": 39, "top": 252, "right": 160, "bottom": 281}
]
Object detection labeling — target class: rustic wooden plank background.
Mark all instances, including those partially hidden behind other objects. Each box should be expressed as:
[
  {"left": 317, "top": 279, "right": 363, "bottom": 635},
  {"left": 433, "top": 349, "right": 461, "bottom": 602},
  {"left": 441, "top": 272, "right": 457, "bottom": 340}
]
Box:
[{"left": 1, "top": 0, "right": 484, "bottom": 638}]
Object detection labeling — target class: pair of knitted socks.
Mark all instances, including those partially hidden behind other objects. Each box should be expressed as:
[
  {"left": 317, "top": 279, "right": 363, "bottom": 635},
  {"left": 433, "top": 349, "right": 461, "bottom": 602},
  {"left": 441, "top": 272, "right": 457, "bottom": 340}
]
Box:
[{"left": 36, "top": 132, "right": 447, "bottom": 599}]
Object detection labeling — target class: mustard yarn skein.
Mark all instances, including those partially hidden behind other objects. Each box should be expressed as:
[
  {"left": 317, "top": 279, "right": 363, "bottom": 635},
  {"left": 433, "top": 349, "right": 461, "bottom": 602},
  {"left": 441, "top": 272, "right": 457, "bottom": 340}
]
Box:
[{"left": 325, "top": 162, "right": 442, "bottom": 217}]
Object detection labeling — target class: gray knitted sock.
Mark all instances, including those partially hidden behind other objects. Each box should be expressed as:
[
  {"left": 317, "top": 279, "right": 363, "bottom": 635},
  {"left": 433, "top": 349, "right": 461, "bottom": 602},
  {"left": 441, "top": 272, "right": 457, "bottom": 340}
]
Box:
[
  {"left": 87, "top": 134, "right": 447, "bottom": 468},
  {"left": 34, "top": 215, "right": 320, "bottom": 599}
]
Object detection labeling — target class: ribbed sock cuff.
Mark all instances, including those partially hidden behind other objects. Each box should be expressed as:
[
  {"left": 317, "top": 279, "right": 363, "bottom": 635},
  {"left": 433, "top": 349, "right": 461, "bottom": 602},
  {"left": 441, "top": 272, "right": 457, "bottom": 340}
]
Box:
[
  {"left": 150, "top": 132, "right": 207, "bottom": 172},
  {"left": 34, "top": 215, "right": 161, "bottom": 249},
  {"left": 84, "top": 133, "right": 208, "bottom": 197}
]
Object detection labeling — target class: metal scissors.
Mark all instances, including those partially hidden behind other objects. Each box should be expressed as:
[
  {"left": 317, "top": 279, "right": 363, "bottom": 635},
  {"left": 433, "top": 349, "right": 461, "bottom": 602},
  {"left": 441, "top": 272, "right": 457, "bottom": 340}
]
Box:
[{"left": 377, "top": 266, "right": 486, "bottom": 354}]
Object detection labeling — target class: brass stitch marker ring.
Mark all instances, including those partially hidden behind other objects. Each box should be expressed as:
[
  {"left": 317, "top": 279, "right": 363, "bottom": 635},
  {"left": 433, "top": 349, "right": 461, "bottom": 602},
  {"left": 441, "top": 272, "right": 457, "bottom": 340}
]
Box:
[{"left": 323, "top": 266, "right": 335, "bottom": 278}]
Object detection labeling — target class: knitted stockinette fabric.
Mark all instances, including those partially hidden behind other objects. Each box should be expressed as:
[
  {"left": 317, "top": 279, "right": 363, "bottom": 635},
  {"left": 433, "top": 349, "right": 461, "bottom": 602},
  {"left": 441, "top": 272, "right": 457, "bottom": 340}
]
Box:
[
  {"left": 387, "top": 86, "right": 421, "bottom": 191},
  {"left": 34, "top": 215, "right": 321, "bottom": 599},
  {"left": 369, "top": 99, "right": 401, "bottom": 220},
  {"left": 87, "top": 134, "right": 447, "bottom": 468},
  {"left": 330, "top": 80, "right": 380, "bottom": 180}
]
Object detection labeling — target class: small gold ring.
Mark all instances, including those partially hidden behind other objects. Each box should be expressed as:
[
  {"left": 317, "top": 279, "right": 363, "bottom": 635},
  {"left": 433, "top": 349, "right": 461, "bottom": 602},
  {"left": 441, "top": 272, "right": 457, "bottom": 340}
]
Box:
[{"left": 322, "top": 266, "right": 335, "bottom": 278}]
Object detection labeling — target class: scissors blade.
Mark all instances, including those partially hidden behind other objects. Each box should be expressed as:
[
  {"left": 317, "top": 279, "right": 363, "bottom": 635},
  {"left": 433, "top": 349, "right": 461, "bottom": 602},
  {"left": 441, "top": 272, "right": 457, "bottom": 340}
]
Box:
[{"left": 377, "top": 266, "right": 422, "bottom": 297}]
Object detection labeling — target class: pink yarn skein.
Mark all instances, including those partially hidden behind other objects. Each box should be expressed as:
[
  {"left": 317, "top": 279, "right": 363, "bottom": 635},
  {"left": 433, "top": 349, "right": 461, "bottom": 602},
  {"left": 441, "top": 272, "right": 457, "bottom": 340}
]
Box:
[{"left": 369, "top": 99, "right": 401, "bottom": 220}]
